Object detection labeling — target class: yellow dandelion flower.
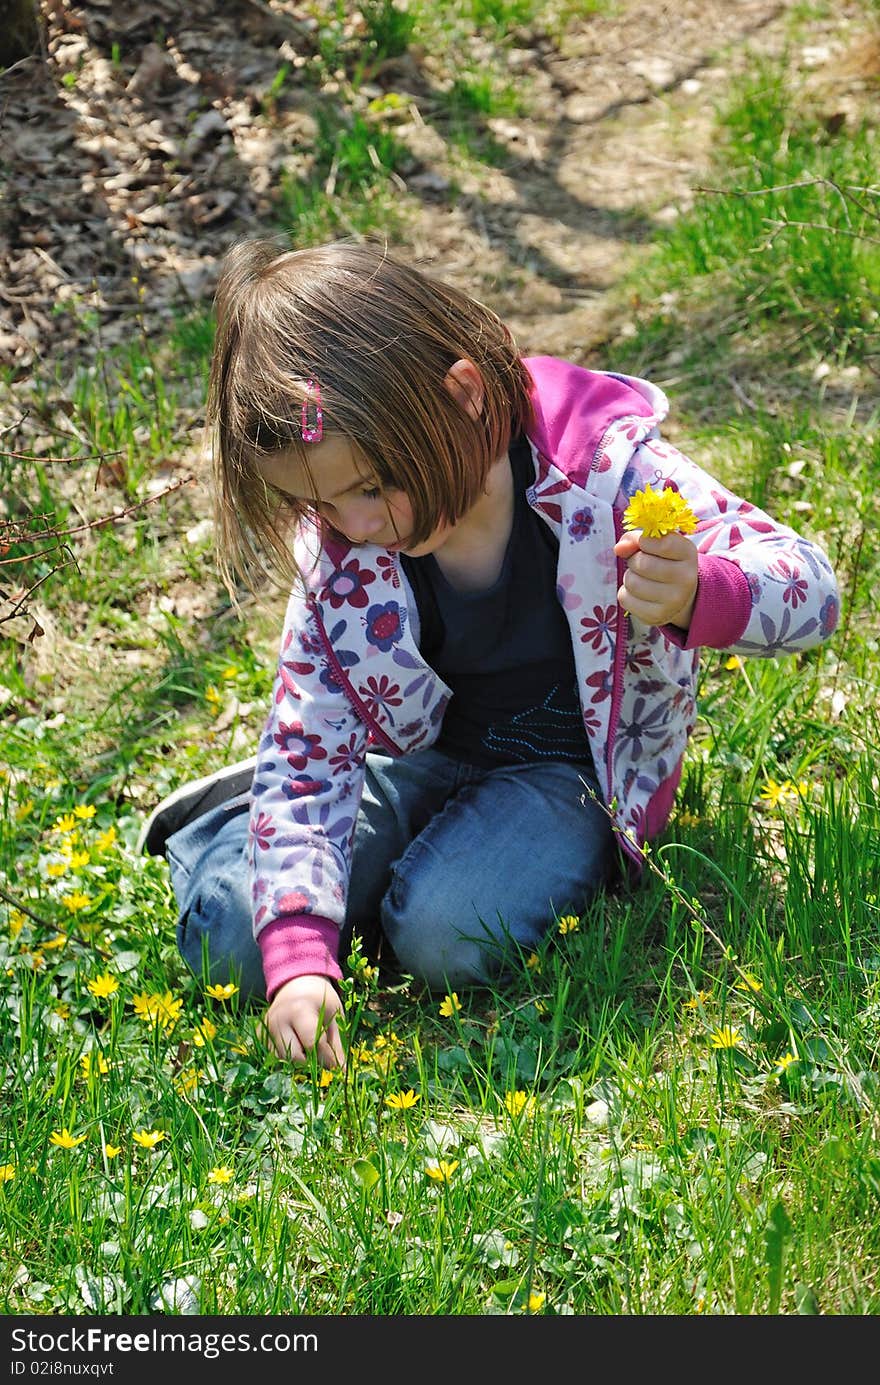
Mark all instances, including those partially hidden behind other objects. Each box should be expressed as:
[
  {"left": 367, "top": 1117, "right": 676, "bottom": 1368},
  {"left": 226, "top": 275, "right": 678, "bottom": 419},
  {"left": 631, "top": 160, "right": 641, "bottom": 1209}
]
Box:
[
  {"left": 504, "top": 1090, "right": 536, "bottom": 1119},
  {"left": 8, "top": 909, "right": 26, "bottom": 940},
  {"left": 174, "top": 1067, "right": 203, "bottom": 1095},
  {"left": 95, "top": 826, "right": 117, "bottom": 852},
  {"left": 103, "top": 1143, "right": 121, "bottom": 1160},
  {"left": 52, "top": 813, "right": 77, "bottom": 835},
  {"left": 42, "top": 933, "right": 67, "bottom": 951},
  {"left": 133, "top": 991, "right": 181, "bottom": 1031},
  {"left": 710, "top": 1026, "right": 743, "bottom": 1050},
  {"left": 425, "top": 1159, "right": 459, "bottom": 1182},
  {"left": 525, "top": 951, "right": 542, "bottom": 972},
  {"left": 736, "top": 972, "right": 763, "bottom": 994},
  {"left": 53, "top": 1002, "right": 71, "bottom": 1020},
  {"left": 80, "top": 1052, "right": 111, "bottom": 1078},
  {"left": 50, "top": 1128, "right": 87, "bottom": 1149},
  {"left": 47, "top": 861, "right": 69, "bottom": 879},
  {"left": 385, "top": 1089, "right": 420, "bottom": 1110},
  {"left": 439, "top": 993, "right": 461, "bottom": 1018},
  {"left": 67, "top": 850, "right": 90, "bottom": 870},
  {"left": 318, "top": 1068, "right": 334, "bottom": 1088},
  {"left": 207, "top": 1165, "right": 234, "bottom": 1184},
  {"left": 724, "top": 655, "right": 742, "bottom": 671},
  {"left": 74, "top": 804, "right": 96, "bottom": 820},
  {"left": 775, "top": 1052, "right": 798, "bottom": 1074},
  {"left": 87, "top": 972, "right": 119, "bottom": 999},
  {"left": 132, "top": 1129, "right": 166, "bottom": 1149},
  {"left": 758, "top": 778, "right": 797, "bottom": 809},
  {"left": 0, "top": 1163, "right": 15, "bottom": 1182},
  {"left": 205, "top": 982, "right": 238, "bottom": 1001},
  {"left": 221, "top": 665, "right": 239, "bottom": 680},
  {"left": 205, "top": 685, "right": 221, "bottom": 709},
  {"left": 527, "top": 1291, "right": 546, "bottom": 1313},
  {"left": 557, "top": 914, "right": 579, "bottom": 935},
  {"left": 61, "top": 891, "right": 92, "bottom": 914},
  {"left": 622, "top": 483, "right": 697, "bottom": 538},
  {"left": 15, "top": 799, "right": 34, "bottom": 820},
  {"left": 683, "top": 988, "right": 712, "bottom": 1010},
  {"left": 192, "top": 1018, "right": 218, "bottom": 1047}
]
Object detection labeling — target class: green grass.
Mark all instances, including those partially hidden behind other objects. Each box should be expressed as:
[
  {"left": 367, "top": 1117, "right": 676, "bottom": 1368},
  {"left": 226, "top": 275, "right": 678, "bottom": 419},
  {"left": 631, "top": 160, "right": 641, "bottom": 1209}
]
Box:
[{"left": 2, "top": 1, "right": 880, "bottom": 1318}]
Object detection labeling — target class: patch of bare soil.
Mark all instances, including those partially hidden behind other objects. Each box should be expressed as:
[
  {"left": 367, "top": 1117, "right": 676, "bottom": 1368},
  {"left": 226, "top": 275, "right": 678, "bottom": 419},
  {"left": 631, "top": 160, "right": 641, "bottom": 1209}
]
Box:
[
  {"left": 0, "top": 0, "right": 875, "bottom": 726},
  {"left": 1, "top": 0, "right": 872, "bottom": 383}
]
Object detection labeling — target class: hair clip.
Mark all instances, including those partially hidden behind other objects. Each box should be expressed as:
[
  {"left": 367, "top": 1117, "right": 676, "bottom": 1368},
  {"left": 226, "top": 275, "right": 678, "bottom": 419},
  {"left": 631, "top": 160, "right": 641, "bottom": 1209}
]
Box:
[{"left": 301, "top": 377, "right": 323, "bottom": 443}]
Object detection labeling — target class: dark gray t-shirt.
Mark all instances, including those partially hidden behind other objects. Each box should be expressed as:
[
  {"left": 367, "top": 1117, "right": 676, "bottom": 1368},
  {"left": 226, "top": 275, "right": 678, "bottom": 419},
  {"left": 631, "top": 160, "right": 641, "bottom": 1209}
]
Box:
[{"left": 402, "top": 435, "right": 596, "bottom": 774}]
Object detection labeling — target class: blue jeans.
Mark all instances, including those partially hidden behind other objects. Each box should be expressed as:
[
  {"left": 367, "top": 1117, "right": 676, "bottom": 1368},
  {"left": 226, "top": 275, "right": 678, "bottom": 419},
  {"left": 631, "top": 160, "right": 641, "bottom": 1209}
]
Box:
[{"left": 167, "top": 746, "right": 617, "bottom": 999}]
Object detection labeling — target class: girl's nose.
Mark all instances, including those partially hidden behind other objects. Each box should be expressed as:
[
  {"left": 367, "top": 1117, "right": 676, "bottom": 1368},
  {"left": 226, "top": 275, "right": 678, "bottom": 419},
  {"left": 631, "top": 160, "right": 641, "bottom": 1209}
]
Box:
[{"left": 332, "top": 499, "right": 385, "bottom": 544}]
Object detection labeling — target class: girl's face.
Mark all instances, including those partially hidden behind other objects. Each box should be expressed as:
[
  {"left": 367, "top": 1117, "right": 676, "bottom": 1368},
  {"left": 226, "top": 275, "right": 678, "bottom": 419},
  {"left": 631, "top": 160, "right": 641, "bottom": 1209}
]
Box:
[{"left": 259, "top": 435, "right": 451, "bottom": 556}]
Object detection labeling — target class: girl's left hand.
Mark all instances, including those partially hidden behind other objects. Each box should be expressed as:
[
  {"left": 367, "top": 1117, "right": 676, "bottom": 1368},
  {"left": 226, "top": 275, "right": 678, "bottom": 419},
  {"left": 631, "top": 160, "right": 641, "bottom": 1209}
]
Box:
[{"left": 614, "top": 530, "right": 699, "bottom": 631}]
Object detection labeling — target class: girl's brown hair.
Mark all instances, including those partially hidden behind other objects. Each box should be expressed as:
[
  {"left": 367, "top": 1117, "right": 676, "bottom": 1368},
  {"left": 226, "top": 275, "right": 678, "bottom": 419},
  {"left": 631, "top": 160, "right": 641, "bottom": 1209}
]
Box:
[{"left": 206, "top": 236, "right": 535, "bottom": 594}]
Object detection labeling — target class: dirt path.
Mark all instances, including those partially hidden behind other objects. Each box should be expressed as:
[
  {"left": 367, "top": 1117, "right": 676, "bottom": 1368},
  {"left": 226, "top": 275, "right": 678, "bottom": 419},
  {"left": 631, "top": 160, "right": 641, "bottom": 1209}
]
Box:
[{"left": 0, "top": 0, "right": 868, "bottom": 393}]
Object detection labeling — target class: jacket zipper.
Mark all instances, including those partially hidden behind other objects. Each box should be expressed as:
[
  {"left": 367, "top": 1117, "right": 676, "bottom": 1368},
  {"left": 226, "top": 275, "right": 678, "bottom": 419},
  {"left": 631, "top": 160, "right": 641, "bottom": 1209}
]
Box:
[{"left": 306, "top": 593, "right": 402, "bottom": 757}]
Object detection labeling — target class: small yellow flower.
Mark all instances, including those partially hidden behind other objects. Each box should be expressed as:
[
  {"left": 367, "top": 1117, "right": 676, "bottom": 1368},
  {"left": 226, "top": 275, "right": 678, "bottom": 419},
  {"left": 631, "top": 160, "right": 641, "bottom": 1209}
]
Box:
[
  {"left": 385, "top": 1089, "right": 420, "bottom": 1110},
  {"left": 47, "top": 861, "right": 69, "bottom": 878},
  {"left": 736, "top": 972, "right": 763, "bottom": 994},
  {"left": 318, "top": 1069, "right": 334, "bottom": 1088},
  {"left": 173, "top": 1067, "right": 203, "bottom": 1095},
  {"left": 15, "top": 799, "right": 34, "bottom": 820},
  {"left": 27, "top": 950, "right": 45, "bottom": 970},
  {"left": 205, "top": 685, "right": 222, "bottom": 710},
  {"left": 103, "top": 1143, "right": 121, "bottom": 1160},
  {"left": 74, "top": 804, "right": 96, "bottom": 820},
  {"left": 42, "top": 933, "right": 67, "bottom": 950},
  {"left": 439, "top": 993, "right": 461, "bottom": 1018},
  {"left": 132, "top": 1129, "right": 166, "bottom": 1149},
  {"left": 534, "top": 999, "right": 548, "bottom": 1015},
  {"left": 525, "top": 951, "right": 542, "bottom": 972},
  {"left": 61, "top": 891, "right": 92, "bottom": 914},
  {"left": 677, "top": 810, "right": 702, "bottom": 829},
  {"left": 221, "top": 665, "right": 239, "bottom": 680},
  {"left": 52, "top": 813, "right": 78, "bottom": 835},
  {"left": 724, "top": 655, "right": 742, "bottom": 671},
  {"left": 622, "top": 483, "right": 697, "bottom": 538},
  {"left": 758, "top": 778, "right": 798, "bottom": 809},
  {"left": 205, "top": 982, "right": 239, "bottom": 1001},
  {"left": 88, "top": 972, "right": 119, "bottom": 999},
  {"left": 710, "top": 1026, "right": 743, "bottom": 1050},
  {"left": 207, "top": 1165, "right": 234, "bottom": 1184},
  {"left": 50, "top": 1128, "right": 87, "bottom": 1149},
  {"left": 683, "top": 988, "right": 712, "bottom": 1010},
  {"left": 0, "top": 1164, "right": 15, "bottom": 1182},
  {"left": 133, "top": 991, "right": 182, "bottom": 1031},
  {"left": 228, "top": 1041, "right": 249, "bottom": 1056},
  {"left": 527, "top": 1290, "right": 546, "bottom": 1313},
  {"left": 425, "top": 1159, "right": 459, "bottom": 1182},
  {"left": 67, "top": 850, "right": 90, "bottom": 870},
  {"left": 53, "top": 1002, "right": 71, "bottom": 1020},
  {"left": 95, "top": 826, "right": 117, "bottom": 852},
  {"left": 557, "top": 914, "right": 579, "bottom": 935},
  {"left": 80, "top": 1052, "right": 111, "bottom": 1078},
  {"left": 192, "top": 1018, "right": 218, "bottom": 1046},
  {"left": 775, "top": 1051, "right": 798, "bottom": 1074},
  {"left": 504, "top": 1090, "right": 536, "bottom": 1119},
  {"left": 8, "top": 909, "right": 26, "bottom": 940}
]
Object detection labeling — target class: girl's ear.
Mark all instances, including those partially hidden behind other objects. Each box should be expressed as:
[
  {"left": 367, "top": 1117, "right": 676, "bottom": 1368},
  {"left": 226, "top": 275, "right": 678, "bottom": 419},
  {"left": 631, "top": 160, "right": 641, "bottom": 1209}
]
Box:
[{"left": 443, "top": 358, "right": 484, "bottom": 422}]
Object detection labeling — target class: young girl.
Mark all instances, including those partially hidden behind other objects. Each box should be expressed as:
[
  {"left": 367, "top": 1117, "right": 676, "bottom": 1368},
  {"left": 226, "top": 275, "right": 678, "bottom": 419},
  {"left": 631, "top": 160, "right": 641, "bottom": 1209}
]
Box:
[{"left": 141, "top": 235, "right": 840, "bottom": 1070}]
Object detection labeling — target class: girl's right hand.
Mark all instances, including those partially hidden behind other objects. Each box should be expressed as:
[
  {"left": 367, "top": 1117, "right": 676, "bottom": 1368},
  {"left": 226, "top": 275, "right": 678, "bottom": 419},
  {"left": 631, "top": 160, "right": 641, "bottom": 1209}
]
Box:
[{"left": 264, "top": 974, "right": 346, "bottom": 1069}]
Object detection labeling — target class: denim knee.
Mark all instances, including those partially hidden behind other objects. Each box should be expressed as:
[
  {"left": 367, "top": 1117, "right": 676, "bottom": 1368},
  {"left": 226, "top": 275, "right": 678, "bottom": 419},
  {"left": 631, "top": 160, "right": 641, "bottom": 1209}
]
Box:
[{"left": 381, "top": 856, "right": 539, "bottom": 991}]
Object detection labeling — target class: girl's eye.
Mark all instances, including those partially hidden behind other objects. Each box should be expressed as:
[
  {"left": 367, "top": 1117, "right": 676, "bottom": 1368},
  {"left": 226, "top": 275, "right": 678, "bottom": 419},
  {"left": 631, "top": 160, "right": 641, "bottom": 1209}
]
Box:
[{"left": 362, "top": 486, "right": 382, "bottom": 500}]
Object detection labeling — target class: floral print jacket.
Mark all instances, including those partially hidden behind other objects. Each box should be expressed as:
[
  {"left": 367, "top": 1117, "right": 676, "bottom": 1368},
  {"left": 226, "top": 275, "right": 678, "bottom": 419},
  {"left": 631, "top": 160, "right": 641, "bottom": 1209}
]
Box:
[{"left": 250, "top": 356, "right": 840, "bottom": 999}]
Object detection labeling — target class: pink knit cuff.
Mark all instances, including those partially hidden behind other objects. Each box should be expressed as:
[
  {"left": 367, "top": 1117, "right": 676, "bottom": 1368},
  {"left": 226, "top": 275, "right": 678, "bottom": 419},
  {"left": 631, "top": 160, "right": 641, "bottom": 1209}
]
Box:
[
  {"left": 664, "top": 553, "right": 752, "bottom": 651},
  {"left": 257, "top": 914, "right": 343, "bottom": 1001}
]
